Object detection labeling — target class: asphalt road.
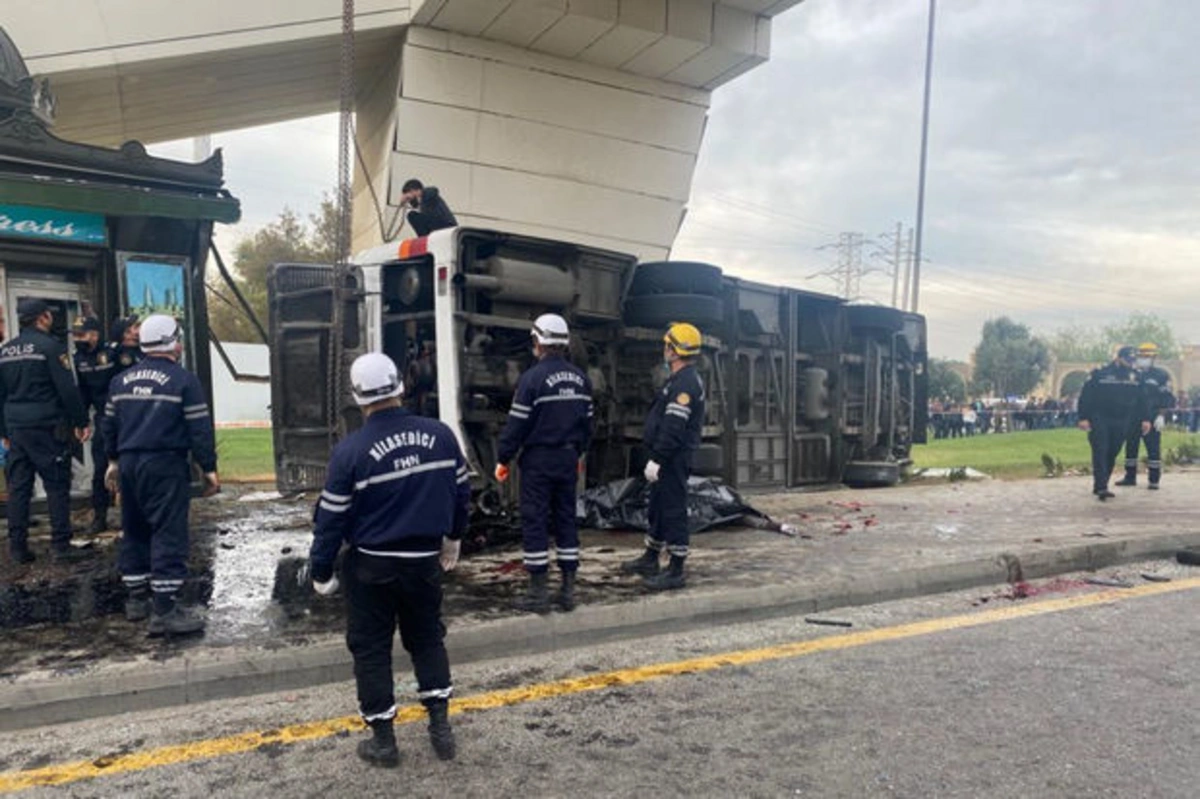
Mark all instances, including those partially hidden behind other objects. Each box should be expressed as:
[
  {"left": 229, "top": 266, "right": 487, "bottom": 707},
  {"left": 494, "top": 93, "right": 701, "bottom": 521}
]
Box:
[{"left": 1, "top": 568, "right": 1197, "bottom": 798}]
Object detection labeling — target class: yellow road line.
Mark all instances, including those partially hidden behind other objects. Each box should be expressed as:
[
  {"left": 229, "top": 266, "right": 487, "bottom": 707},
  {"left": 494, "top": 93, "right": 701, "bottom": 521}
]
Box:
[{"left": 3, "top": 576, "right": 1197, "bottom": 793}]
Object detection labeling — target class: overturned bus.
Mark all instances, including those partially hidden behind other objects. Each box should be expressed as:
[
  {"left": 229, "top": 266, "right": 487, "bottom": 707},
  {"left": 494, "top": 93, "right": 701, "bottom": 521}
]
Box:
[{"left": 267, "top": 227, "right": 928, "bottom": 502}]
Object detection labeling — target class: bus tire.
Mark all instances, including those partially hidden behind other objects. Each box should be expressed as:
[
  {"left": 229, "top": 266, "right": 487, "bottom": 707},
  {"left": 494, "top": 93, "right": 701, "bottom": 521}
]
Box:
[{"left": 623, "top": 294, "right": 723, "bottom": 329}]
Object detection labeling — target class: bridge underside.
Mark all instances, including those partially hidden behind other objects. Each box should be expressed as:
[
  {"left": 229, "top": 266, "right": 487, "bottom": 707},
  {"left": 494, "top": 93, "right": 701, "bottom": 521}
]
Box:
[{"left": 9, "top": 0, "right": 802, "bottom": 257}]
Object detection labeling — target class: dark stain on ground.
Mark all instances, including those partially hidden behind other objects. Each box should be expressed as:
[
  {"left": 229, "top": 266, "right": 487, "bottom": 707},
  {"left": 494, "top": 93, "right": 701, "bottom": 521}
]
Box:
[{"left": 481, "top": 666, "right": 546, "bottom": 691}]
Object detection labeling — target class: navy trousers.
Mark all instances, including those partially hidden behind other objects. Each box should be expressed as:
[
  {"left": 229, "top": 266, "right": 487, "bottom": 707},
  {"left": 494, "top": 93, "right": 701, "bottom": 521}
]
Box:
[
  {"left": 117, "top": 452, "right": 191, "bottom": 601},
  {"left": 344, "top": 551, "right": 452, "bottom": 722},
  {"left": 518, "top": 447, "right": 580, "bottom": 573},
  {"left": 647, "top": 454, "right": 690, "bottom": 559},
  {"left": 1089, "top": 421, "right": 1128, "bottom": 493},
  {"left": 1123, "top": 426, "right": 1162, "bottom": 485},
  {"left": 5, "top": 426, "right": 72, "bottom": 552}
]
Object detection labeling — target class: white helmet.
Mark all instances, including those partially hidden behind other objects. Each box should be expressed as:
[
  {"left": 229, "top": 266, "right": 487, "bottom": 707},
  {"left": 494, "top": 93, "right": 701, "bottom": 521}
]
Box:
[
  {"left": 531, "top": 313, "right": 569, "bottom": 346},
  {"left": 350, "top": 352, "right": 404, "bottom": 406},
  {"left": 139, "top": 314, "right": 181, "bottom": 353}
]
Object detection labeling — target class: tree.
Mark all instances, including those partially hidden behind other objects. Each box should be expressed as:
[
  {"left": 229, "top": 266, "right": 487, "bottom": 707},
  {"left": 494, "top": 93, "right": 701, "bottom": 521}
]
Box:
[
  {"left": 208, "top": 196, "right": 339, "bottom": 342},
  {"left": 928, "top": 358, "right": 967, "bottom": 403},
  {"left": 971, "top": 317, "right": 1050, "bottom": 398},
  {"left": 1046, "top": 313, "right": 1182, "bottom": 364}
]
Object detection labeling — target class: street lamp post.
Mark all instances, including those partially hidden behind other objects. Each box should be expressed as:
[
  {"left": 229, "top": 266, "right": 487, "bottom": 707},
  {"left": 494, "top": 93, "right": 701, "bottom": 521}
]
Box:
[{"left": 911, "top": 0, "right": 937, "bottom": 313}]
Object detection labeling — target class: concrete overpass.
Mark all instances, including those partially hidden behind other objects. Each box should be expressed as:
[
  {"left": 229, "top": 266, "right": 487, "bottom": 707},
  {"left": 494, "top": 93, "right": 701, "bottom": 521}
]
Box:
[{"left": 6, "top": 1, "right": 804, "bottom": 257}]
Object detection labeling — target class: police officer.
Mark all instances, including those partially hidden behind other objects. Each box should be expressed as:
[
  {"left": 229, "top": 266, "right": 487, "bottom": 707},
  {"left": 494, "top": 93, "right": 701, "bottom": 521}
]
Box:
[
  {"left": 1116, "top": 342, "right": 1175, "bottom": 490},
  {"left": 495, "top": 314, "right": 593, "bottom": 614},
  {"left": 108, "top": 316, "right": 142, "bottom": 370},
  {"left": 308, "top": 353, "right": 469, "bottom": 769},
  {"left": 0, "top": 299, "right": 92, "bottom": 564},
  {"left": 102, "top": 314, "right": 219, "bottom": 634},
  {"left": 622, "top": 322, "right": 706, "bottom": 590},
  {"left": 72, "top": 316, "right": 116, "bottom": 534},
  {"left": 1078, "top": 346, "right": 1150, "bottom": 501}
]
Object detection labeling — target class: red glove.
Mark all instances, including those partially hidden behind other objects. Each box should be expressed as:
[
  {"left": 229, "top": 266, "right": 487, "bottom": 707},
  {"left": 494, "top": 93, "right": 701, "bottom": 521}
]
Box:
[{"left": 494, "top": 464, "right": 510, "bottom": 483}]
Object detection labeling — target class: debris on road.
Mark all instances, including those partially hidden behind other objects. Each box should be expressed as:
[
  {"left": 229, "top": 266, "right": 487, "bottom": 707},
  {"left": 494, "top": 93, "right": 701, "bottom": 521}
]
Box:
[
  {"left": 1140, "top": 573, "right": 1171, "bottom": 583},
  {"left": 1176, "top": 547, "right": 1200, "bottom": 567},
  {"left": 805, "top": 616, "right": 853, "bottom": 628},
  {"left": 1084, "top": 577, "right": 1134, "bottom": 589}
]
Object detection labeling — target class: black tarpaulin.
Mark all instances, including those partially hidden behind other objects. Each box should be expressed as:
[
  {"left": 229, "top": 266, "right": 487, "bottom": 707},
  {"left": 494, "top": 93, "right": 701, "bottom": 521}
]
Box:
[{"left": 576, "top": 477, "right": 768, "bottom": 534}]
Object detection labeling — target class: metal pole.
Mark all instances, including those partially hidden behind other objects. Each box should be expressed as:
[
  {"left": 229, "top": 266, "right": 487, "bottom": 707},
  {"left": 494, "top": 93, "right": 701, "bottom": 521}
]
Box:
[
  {"left": 911, "top": 0, "right": 937, "bottom": 313},
  {"left": 889, "top": 220, "right": 902, "bottom": 308}
]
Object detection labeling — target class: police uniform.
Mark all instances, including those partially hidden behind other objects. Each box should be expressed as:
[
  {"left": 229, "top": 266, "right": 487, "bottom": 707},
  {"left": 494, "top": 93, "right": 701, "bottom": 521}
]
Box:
[
  {"left": 311, "top": 403, "right": 469, "bottom": 759},
  {"left": 108, "top": 316, "right": 143, "bottom": 371},
  {"left": 643, "top": 363, "right": 706, "bottom": 561},
  {"left": 72, "top": 317, "right": 117, "bottom": 528},
  {"left": 1120, "top": 365, "right": 1174, "bottom": 488},
  {"left": 0, "top": 301, "right": 90, "bottom": 561},
  {"left": 102, "top": 326, "right": 216, "bottom": 630},
  {"left": 497, "top": 346, "right": 593, "bottom": 610},
  {"left": 1078, "top": 356, "right": 1148, "bottom": 498}
]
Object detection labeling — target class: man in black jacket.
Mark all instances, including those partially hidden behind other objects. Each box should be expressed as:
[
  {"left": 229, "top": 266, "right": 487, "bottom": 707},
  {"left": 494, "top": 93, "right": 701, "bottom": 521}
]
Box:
[
  {"left": 1078, "top": 346, "right": 1150, "bottom": 501},
  {"left": 401, "top": 179, "right": 458, "bottom": 237},
  {"left": 72, "top": 315, "right": 116, "bottom": 534},
  {"left": 0, "top": 299, "right": 91, "bottom": 564}
]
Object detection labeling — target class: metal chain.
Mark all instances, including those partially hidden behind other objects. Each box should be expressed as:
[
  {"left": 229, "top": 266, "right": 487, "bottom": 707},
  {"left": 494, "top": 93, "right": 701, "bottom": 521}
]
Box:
[{"left": 329, "top": 0, "right": 355, "bottom": 443}]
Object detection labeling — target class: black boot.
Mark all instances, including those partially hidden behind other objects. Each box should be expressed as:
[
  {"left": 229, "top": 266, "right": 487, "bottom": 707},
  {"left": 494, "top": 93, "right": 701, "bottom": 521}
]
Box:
[
  {"left": 125, "top": 586, "right": 152, "bottom": 622},
  {"left": 514, "top": 571, "right": 551, "bottom": 614},
  {"left": 643, "top": 555, "right": 686, "bottom": 591},
  {"left": 357, "top": 720, "right": 400, "bottom": 768},
  {"left": 9, "top": 542, "right": 35, "bottom": 565},
  {"left": 147, "top": 595, "right": 206, "bottom": 637},
  {"left": 557, "top": 570, "right": 577, "bottom": 612},
  {"left": 620, "top": 548, "right": 661, "bottom": 577},
  {"left": 426, "top": 701, "right": 456, "bottom": 761},
  {"left": 1114, "top": 474, "right": 1136, "bottom": 487},
  {"left": 89, "top": 512, "right": 110, "bottom": 536}
]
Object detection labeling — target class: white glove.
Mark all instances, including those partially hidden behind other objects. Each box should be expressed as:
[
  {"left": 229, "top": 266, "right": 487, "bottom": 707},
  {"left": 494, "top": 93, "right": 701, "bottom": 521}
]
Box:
[
  {"left": 104, "top": 461, "right": 120, "bottom": 494},
  {"left": 440, "top": 538, "right": 461, "bottom": 571},
  {"left": 1154, "top": 414, "right": 1165, "bottom": 432},
  {"left": 313, "top": 574, "right": 340, "bottom": 596},
  {"left": 644, "top": 460, "right": 661, "bottom": 483}
]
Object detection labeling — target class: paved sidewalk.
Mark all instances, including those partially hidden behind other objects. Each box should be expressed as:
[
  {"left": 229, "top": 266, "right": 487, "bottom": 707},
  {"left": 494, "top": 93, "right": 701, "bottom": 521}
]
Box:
[{"left": 2, "top": 471, "right": 1198, "bottom": 731}]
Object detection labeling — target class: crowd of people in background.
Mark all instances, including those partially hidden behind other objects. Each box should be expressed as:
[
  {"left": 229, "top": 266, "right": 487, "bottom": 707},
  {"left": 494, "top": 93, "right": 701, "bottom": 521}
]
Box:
[{"left": 928, "top": 391, "right": 1200, "bottom": 439}]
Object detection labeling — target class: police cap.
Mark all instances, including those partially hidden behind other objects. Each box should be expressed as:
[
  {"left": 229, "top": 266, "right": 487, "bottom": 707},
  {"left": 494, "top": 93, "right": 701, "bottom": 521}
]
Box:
[
  {"left": 72, "top": 316, "right": 103, "bottom": 335},
  {"left": 17, "top": 299, "right": 50, "bottom": 321}
]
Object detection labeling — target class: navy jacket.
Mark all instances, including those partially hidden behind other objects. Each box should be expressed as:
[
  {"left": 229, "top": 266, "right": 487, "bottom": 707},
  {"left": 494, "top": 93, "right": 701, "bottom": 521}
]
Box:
[
  {"left": 101, "top": 356, "right": 217, "bottom": 471},
  {"left": 644, "top": 364, "right": 706, "bottom": 463},
  {"left": 0, "top": 327, "right": 88, "bottom": 436},
  {"left": 1078, "top": 362, "right": 1149, "bottom": 424},
  {"left": 310, "top": 408, "right": 471, "bottom": 577},
  {"left": 497, "top": 355, "right": 593, "bottom": 464},
  {"left": 107, "top": 342, "right": 143, "bottom": 371},
  {"left": 1139, "top": 366, "right": 1175, "bottom": 416},
  {"left": 74, "top": 344, "right": 117, "bottom": 414}
]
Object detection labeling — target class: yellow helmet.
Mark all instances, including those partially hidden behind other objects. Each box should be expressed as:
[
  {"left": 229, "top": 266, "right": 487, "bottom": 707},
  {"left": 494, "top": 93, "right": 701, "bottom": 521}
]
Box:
[
  {"left": 664, "top": 322, "right": 702, "bottom": 357},
  {"left": 1137, "top": 342, "right": 1159, "bottom": 357}
]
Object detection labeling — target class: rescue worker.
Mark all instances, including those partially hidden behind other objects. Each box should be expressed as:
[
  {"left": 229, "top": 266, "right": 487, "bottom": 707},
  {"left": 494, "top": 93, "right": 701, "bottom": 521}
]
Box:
[
  {"left": 622, "top": 322, "right": 706, "bottom": 590},
  {"left": 0, "top": 299, "right": 92, "bottom": 564},
  {"left": 495, "top": 314, "right": 593, "bottom": 614},
  {"left": 102, "top": 314, "right": 219, "bottom": 635},
  {"left": 1077, "top": 346, "right": 1150, "bottom": 501},
  {"left": 307, "top": 353, "right": 468, "bottom": 769},
  {"left": 1115, "top": 342, "right": 1174, "bottom": 490},
  {"left": 108, "top": 316, "right": 142, "bottom": 369},
  {"left": 400, "top": 179, "right": 458, "bottom": 237},
  {"left": 72, "top": 315, "right": 116, "bottom": 534}
]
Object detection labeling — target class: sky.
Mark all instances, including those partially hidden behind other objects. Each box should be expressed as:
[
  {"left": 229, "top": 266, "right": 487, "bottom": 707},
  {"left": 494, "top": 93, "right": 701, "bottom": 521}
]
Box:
[{"left": 150, "top": 0, "right": 1200, "bottom": 361}]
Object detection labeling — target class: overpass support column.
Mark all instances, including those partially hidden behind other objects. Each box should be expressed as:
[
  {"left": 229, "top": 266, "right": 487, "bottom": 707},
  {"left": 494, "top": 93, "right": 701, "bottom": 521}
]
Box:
[{"left": 354, "top": 17, "right": 737, "bottom": 259}]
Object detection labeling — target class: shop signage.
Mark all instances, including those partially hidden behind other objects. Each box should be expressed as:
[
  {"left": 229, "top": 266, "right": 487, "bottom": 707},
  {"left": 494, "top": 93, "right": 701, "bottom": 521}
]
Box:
[{"left": 0, "top": 204, "right": 108, "bottom": 246}]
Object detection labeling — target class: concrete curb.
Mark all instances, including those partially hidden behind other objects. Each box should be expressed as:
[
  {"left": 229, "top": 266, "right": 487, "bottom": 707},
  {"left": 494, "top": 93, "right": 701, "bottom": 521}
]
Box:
[{"left": 3, "top": 531, "right": 1199, "bottom": 732}]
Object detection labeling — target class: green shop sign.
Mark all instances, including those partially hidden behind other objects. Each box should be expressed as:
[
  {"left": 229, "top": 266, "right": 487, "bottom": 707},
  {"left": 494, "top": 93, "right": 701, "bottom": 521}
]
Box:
[{"left": 0, "top": 203, "right": 108, "bottom": 246}]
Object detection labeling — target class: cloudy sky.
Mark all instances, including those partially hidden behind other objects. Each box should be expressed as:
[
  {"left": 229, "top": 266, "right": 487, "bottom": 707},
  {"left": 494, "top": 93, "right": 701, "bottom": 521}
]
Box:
[{"left": 151, "top": 0, "right": 1200, "bottom": 360}]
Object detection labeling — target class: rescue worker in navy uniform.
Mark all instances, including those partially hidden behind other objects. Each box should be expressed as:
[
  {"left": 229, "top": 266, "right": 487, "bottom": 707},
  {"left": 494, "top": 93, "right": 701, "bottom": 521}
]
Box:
[
  {"left": 108, "top": 316, "right": 142, "bottom": 370},
  {"left": 72, "top": 316, "right": 117, "bottom": 534},
  {"left": 1077, "top": 346, "right": 1150, "bottom": 501},
  {"left": 0, "top": 299, "right": 92, "bottom": 565},
  {"left": 622, "top": 322, "right": 706, "bottom": 590},
  {"left": 307, "top": 353, "right": 469, "bottom": 769},
  {"left": 102, "top": 314, "right": 219, "bottom": 634},
  {"left": 1115, "top": 342, "right": 1174, "bottom": 490},
  {"left": 495, "top": 314, "right": 593, "bottom": 614}
]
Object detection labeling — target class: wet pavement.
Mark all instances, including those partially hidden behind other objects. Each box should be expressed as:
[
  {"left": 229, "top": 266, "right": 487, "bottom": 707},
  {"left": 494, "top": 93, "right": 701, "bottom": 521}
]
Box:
[{"left": 2, "top": 470, "right": 1199, "bottom": 681}]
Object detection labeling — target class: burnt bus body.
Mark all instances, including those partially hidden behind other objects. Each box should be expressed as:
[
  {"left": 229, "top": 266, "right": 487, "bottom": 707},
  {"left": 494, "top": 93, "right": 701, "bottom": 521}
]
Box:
[{"left": 268, "top": 228, "right": 927, "bottom": 501}]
